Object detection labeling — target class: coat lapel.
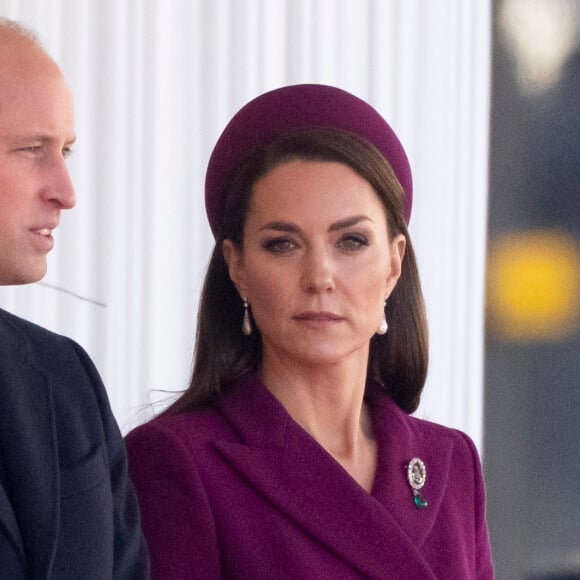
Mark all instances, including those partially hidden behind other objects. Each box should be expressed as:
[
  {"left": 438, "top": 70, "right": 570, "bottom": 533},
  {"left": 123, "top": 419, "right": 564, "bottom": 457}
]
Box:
[
  {"left": 369, "top": 391, "right": 457, "bottom": 548},
  {"left": 0, "top": 311, "right": 59, "bottom": 575},
  {"left": 0, "top": 480, "right": 25, "bottom": 562},
  {"left": 216, "top": 375, "right": 448, "bottom": 579}
]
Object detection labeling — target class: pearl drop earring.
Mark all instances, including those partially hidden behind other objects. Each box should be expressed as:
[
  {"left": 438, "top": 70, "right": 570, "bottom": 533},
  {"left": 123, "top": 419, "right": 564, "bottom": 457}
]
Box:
[
  {"left": 377, "top": 300, "right": 388, "bottom": 335},
  {"left": 242, "top": 298, "right": 252, "bottom": 336}
]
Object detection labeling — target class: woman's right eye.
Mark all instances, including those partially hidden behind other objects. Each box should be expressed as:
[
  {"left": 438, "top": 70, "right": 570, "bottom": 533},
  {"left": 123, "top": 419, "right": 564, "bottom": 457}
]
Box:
[{"left": 261, "top": 237, "right": 298, "bottom": 254}]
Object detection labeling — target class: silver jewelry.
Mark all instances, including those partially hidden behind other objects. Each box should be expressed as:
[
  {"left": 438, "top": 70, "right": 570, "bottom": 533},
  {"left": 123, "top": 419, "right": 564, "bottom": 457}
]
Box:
[
  {"left": 377, "top": 300, "right": 388, "bottom": 335},
  {"left": 242, "top": 298, "right": 252, "bottom": 336},
  {"left": 407, "top": 457, "right": 427, "bottom": 509}
]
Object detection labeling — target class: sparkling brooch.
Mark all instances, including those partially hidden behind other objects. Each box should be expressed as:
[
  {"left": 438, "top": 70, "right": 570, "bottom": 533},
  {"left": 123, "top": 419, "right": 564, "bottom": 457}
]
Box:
[{"left": 407, "top": 457, "right": 428, "bottom": 509}]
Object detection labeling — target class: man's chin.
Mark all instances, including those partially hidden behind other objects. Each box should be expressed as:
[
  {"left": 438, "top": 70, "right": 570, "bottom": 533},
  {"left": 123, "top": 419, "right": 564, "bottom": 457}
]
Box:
[{"left": 0, "top": 263, "right": 47, "bottom": 286}]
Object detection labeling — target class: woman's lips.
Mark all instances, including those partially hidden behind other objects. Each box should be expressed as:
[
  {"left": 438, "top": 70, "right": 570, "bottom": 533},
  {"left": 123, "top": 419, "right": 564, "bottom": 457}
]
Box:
[{"left": 293, "top": 311, "right": 344, "bottom": 326}]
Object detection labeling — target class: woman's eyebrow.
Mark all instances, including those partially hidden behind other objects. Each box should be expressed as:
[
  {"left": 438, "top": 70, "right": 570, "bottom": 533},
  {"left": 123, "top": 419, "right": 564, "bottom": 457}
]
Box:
[
  {"left": 259, "top": 221, "right": 301, "bottom": 233},
  {"left": 328, "top": 215, "right": 372, "bottom": 232},
  {"left": 258, "top": 215, "right": 372, "bottom": 234}
]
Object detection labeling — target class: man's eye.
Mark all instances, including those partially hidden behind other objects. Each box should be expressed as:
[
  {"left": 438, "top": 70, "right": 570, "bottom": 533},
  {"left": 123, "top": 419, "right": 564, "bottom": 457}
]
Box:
[{"left": 21, "top": 146, "right": 42, "bottom": 154}]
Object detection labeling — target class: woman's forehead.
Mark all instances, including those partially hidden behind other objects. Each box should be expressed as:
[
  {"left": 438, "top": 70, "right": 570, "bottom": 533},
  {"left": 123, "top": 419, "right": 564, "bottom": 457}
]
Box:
[{"left": 247, "top": 160, "right": 388, "bottom": 226}]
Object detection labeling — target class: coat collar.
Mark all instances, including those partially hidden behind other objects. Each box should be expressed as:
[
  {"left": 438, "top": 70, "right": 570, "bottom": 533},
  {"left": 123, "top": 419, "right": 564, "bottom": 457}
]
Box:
[
  {"left": 215, "top": 374, "right": 455, "bottom": 579},
  {"left": 0, "top": 309, "right": 59, "bottom": 574}
]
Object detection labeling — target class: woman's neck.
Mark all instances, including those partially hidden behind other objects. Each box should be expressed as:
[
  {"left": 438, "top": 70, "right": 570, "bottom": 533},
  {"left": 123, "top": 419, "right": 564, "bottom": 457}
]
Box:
[{"left": 260, "top": 352, "right": 377, "bottom": 491}]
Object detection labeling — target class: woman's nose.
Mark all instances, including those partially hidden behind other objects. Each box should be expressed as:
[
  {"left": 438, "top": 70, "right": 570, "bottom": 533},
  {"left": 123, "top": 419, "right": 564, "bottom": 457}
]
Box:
[{"left": 301, "top": 249, "right": 336, "bottom": 293}]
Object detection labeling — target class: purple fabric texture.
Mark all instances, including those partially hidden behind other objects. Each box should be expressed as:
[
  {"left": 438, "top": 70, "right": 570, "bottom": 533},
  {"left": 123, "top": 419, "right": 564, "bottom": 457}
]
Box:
[
  {"left": 126, "top": 375, "right": 494, "bottom": 579},
  {"left": 204, "top": 84, "right": 414, "bottom": 237}
]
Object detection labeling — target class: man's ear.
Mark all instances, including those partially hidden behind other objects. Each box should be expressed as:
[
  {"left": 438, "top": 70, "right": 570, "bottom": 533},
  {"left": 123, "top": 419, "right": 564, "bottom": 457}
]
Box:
[
  {"left": 222, "top": 239, "right": 247, "bottom": 297},
  {"left": 385, "top": 234, "right": 406, "bottom": 297}
]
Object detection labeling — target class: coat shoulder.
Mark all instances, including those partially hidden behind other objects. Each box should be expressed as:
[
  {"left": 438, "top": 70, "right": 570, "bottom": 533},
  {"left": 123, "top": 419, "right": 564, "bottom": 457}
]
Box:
[
  {"left": 126, "top": 408, "right": 235, "bottom": 463},
  {"left": 0, "top": 308, "right": 84, "bottom": 365},
  {"left": 374, "top": 393, "right": 483, "bottom": 482}
]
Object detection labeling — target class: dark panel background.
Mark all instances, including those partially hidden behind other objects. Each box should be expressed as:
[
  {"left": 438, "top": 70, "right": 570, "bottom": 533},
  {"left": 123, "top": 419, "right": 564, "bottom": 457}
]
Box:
[{"left": 485, "top": 1, "right": 580, "bottom": 579}]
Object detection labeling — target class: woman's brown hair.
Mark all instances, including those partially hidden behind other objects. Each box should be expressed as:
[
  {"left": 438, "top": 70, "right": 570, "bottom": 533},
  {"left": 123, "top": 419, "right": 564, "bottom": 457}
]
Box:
[{"left": 165, "top": 127, "right": 428, "bottom": 415}]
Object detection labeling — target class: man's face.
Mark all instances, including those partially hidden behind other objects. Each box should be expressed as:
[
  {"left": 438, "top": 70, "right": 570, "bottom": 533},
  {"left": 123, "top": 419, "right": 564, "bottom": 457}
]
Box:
[{"left": 0, "top": 32, "right": 76, "bottom": 285}]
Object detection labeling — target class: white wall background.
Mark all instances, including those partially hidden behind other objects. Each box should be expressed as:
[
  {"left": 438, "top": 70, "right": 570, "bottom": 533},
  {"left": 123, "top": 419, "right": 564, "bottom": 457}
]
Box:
[{"left": 0, "top": 0, "right": 491, "bottom": 449}]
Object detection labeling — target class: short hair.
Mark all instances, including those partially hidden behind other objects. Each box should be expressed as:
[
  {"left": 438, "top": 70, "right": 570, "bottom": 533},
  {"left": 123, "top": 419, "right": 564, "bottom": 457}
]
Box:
[
  {"left": 0, "top": 17, "right": 42, "bottom": 46},
  {"left": 166, "top": 127, "right": 428, "bottom": 416}
]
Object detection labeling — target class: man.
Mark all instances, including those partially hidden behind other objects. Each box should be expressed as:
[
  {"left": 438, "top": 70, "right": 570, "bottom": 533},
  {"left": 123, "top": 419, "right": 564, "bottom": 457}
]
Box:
[{"left": 0, "top": 18, "right": 149, "bottom": 578}]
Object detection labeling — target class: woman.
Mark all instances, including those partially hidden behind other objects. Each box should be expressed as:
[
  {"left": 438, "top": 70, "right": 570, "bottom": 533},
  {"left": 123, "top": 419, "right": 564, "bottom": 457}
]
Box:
[{"left": 126, "top": 84, "right": 494, "bottom": 579}]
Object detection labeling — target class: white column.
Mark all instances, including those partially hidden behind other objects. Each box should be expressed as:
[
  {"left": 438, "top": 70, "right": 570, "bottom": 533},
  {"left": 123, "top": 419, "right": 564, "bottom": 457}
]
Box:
[{"left": 0, "top": 0, "right": 491, "bottom": 449}]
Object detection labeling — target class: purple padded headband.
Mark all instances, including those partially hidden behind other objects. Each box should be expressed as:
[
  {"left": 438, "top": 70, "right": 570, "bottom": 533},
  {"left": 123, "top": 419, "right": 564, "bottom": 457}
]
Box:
[{"left": 205, "top": 83, "right": 412, "bottom": 237}]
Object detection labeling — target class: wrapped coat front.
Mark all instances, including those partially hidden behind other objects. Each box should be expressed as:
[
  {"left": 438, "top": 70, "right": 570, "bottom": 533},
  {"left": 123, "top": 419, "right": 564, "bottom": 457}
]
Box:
[{"left": 126, "top": 374, "right": 494, "bottom": 579}]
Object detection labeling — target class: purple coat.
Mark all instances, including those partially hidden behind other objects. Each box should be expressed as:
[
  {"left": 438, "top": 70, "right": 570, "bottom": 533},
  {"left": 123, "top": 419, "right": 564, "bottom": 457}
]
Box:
[{"left": 126, "top": 375, "right": 494, "bottom": 579}]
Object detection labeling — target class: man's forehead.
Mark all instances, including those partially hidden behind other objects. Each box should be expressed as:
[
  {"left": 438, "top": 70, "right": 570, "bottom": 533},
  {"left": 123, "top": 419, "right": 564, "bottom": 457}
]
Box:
[
  {"left": 0, "top": 92, "right": 76, "bottom": 145},
  {"left": 0, "top": 30, "right": 60, "bottom": 83},
  {"left": 0, "top": 130, "right": 76, "bottom": 144},
  {"left": 0, "top": 66, "right": 73, "bottom": 117}
]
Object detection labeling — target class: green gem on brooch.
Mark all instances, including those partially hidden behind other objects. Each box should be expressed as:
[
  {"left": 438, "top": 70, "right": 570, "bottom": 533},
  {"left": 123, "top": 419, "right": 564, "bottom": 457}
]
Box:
[
  {"left": 407, "top": 457, "right": 428, "bottom": 509},
  {"left": 413, "top": 491, "right": 428, "bottom": 509}
]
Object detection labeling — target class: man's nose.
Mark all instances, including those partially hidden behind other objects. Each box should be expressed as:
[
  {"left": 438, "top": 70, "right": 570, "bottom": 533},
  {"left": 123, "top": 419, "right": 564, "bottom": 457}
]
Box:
[{"left": 44, "top": 156, "right": 76, "bottom": 209}]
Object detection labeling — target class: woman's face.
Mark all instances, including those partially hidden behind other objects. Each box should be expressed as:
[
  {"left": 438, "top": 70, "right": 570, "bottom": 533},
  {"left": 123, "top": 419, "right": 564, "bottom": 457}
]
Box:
[{"left": 224, "top": 159, "right": 405, "bottom": 368}]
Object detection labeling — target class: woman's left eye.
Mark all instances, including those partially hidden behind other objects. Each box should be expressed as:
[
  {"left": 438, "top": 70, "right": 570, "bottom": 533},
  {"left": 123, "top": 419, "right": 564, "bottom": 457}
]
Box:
[
  {"left": 337, "top": 234, "right": 369, "bottom": 251},
  {"left": 262, "top": 237, "right": 298, "bottom": 254}
]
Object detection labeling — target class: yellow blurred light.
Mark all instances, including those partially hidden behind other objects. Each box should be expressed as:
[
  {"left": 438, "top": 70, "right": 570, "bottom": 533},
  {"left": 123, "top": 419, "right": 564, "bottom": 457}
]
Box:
[{"left": 487, "top": 230, "right": 580, "bottom": 341}]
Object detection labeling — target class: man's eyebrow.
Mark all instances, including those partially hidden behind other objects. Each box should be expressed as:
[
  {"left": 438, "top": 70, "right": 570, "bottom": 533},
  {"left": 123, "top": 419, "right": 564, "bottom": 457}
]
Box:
[{"left": 9, "top": 134, "right": 76, "bottom": 145}]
